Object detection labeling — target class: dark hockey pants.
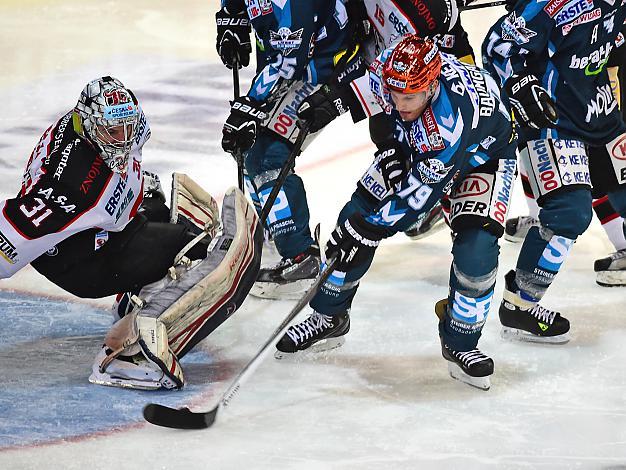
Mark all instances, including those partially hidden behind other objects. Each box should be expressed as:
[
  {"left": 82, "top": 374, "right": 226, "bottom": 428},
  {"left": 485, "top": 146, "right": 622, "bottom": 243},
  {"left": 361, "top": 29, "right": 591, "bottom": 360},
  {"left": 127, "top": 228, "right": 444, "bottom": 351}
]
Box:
[{"left": 31, "top": 199, "right": 207, "bottom": 298}]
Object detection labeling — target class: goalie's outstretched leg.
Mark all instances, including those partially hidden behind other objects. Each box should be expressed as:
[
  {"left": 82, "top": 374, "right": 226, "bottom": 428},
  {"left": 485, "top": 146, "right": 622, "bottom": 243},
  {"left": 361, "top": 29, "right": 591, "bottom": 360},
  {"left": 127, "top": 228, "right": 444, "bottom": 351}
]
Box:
[{"left": 89, "top": 183, "right": 262, "bottom": 390}]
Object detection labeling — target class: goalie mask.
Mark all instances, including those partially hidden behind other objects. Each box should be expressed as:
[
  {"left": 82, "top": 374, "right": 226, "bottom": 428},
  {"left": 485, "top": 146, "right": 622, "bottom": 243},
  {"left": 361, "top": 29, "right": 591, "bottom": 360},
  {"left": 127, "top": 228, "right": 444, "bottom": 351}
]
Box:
[{"left": 74, "top": 76, "right": 139, "bottom": 173}]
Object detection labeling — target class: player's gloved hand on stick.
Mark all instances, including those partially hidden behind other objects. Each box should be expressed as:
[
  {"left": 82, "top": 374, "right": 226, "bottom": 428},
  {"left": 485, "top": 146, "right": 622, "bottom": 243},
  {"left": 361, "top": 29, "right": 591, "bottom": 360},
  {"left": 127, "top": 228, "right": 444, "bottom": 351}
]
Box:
[
  {"left": 455, "top": 0, "right": 478, "bottom": 7},
  {"left": 222, "top": 96, "right": 267, "bottom": 155},
  {"left": 297, "top": 83, "right": 353, "bottom": 133},
  {"left": 375, "top": 141, "right": 409, "bottom": 191},
  {"left": 504, "top": 73, "right": 558, "bottom": 130},
  {"left": 215, "top": 7, "right": 251, "bottom": 69},
  {"left": 504, "top": 0, "right": 517, "bottom": 11},
  {"left": 326, "top": 213, "right": 387, "bottom": 271}
]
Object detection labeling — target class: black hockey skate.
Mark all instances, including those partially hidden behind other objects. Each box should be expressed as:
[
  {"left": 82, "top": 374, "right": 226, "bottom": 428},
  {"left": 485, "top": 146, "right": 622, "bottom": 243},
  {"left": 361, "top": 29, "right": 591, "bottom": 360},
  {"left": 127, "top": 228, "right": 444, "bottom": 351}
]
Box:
[
  {"left": 435, "top": 299, "right": 493, "bottom": 390},
  {"left": 594, "top": 249, "right": 626, "bottom": 287},
  {"left": 441, "top": 344, "right": 494, "bottom": 391},
  {"left": 404, "top": 203, "right": 446, "bottom": 240},
  {"left": 275, "top": 310, "right": 350, "bottom": 359},
  {"left": 250, "top": 244, "right": 320, "bottom": 300},
  {"left": 504, "top": 215, "right": 538, "bottom": 243},
  {"left": 499, "top": 270, "right": 570, "bottom": 343}
]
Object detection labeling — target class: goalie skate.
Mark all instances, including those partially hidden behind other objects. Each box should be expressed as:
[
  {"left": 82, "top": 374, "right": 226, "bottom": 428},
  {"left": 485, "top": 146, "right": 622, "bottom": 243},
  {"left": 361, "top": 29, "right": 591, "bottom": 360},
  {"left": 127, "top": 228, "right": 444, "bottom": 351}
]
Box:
[{"left": 594, "top": 249, "right": 626, "bottom": 287}]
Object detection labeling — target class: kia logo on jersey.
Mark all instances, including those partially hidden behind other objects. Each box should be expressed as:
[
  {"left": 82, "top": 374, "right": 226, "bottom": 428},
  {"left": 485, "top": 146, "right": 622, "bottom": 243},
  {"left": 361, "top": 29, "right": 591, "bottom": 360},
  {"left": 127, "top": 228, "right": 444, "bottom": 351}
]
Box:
[
  {"left": 452, "top": 175, "right": 490, "bottom": 198},
  {"left": 610, "top": 135, "right": 626, "bottom": 160}
]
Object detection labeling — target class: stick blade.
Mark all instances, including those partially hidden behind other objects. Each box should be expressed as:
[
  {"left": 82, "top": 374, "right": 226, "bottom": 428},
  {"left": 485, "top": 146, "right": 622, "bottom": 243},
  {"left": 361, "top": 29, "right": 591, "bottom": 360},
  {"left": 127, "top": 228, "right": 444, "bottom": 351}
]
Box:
[{"left": 143, "top": 404, "right": 218, "bottom": 430}]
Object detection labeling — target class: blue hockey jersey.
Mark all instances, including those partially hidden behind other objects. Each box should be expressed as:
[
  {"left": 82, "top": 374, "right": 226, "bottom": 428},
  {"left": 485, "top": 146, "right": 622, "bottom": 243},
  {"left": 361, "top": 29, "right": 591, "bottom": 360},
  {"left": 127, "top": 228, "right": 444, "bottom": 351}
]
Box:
[
  {"left": 222, "top": 0, "right": 350, "bottom": 103},
  {"left": 365, "top": 52, "right": 517, "bottom": 233},
  {"left": 482, "top": 0, "right": 626, "bottom": 146}
]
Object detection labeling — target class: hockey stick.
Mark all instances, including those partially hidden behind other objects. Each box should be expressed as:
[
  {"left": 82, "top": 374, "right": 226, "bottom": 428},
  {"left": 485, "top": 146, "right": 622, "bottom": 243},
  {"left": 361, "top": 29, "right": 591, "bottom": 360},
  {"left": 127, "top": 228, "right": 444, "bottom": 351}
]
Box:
[
  {"left": 143, "top": 255, "right": 338, "bottom": 429},
  {"left": 459, "top": 0, "right": 507, "bottom": 11},
  {"left": 231, "top": 62, "right": 245, "bottom": 192}
]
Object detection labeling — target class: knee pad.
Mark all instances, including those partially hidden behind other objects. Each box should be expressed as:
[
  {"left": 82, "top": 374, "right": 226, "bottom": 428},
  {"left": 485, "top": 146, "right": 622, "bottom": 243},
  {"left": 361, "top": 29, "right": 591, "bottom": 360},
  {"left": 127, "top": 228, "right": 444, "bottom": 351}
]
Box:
[
  {"left": 539, "top": 189, "right": 593, "bottom": 239},
  {"left": 451, "top": 228, "right": 499, "bottom": 297}
]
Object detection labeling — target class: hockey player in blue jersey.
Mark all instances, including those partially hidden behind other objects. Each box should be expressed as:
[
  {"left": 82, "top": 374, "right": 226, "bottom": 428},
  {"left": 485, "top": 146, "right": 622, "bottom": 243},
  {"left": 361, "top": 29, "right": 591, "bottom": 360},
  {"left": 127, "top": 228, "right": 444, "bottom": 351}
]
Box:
[
  {"left": 215, "top": 0, "right": 360, "bottom": 300},
  {"left": 274, "top": 35, "right": 518, "bottom": 390},
  {"left": 482, "top": 0, "right": 626, "bottom": 343}
]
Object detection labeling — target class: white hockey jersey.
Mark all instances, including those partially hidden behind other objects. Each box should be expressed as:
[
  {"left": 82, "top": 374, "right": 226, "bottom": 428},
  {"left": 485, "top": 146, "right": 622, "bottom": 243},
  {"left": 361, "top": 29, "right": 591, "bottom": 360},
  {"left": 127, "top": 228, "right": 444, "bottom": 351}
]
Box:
[{"left": 0, "top": 108, "right": 151, "bottom": 278}]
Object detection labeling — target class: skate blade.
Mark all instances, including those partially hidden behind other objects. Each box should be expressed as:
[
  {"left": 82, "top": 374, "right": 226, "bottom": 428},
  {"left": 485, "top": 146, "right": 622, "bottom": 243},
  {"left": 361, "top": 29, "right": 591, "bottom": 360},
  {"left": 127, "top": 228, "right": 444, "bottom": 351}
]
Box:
[
  {"left": 250, "top": 278, "right": 316, "bottom": 300},
  {"left": 596, "top": 271, "right": 626, "bottom": 287},
  {"left": 447, "top": 363, "right": 490, "bottom": 391},
  {"left": 500, "top": 327, "right": 571, "bottom": 344},
  {"left": 274, "top": 336, "right": 345, "bottom": 360},
  {"left": 88, "top": 372, "right": 162, "bottom": 390}
]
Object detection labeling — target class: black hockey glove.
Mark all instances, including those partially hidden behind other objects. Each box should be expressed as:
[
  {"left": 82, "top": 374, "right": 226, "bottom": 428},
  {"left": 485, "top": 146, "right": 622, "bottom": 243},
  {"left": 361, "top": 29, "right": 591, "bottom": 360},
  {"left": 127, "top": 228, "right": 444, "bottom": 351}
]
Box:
[
  {"left": 375, "top": 142, "right": 409, "bottom": 191},
  {"left": 504, "top": 74, "right": 558, "bottom": 130},
  {"left": 297, "top": 84, "right": 354, "bottom": 133},
  {"left": 222, "top": 96, "right": 267, "bottom": 155},
  {"left": 215, "top": 7, "right": 251, "bottom": 69},
  {"left": 326, "top": 213, "right": 387, "bottom": 271},
  {"left": 504, "top": 0, "right": 516, "bottom": 11},
  {"left": 455, "top": 0, "right": 478, "bottom": 7}
]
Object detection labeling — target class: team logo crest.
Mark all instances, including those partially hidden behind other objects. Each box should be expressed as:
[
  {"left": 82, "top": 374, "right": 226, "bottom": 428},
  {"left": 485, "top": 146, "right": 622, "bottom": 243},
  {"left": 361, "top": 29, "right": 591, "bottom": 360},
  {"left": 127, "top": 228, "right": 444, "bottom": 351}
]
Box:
[
  {"left": 501, "top": 12, "right": 537, "bottom": 45},
  {"left": 269, "top": 27, "right": 304, "bottom": 55}
]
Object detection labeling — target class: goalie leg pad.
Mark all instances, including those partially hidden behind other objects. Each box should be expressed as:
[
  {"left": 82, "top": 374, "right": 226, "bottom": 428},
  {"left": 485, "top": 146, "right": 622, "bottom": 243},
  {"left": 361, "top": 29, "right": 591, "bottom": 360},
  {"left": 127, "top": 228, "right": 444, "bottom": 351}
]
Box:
[
  {"left": 133, "top": 187, "right": 262, "bottom": 359},
  {"left": 170, "top": 172, "right": 220, "bottom": 236}
]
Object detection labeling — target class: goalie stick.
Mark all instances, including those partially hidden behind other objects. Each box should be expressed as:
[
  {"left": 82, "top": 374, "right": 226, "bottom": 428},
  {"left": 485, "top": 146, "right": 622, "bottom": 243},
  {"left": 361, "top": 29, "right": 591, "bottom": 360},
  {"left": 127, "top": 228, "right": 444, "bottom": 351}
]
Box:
[{"left": 143, "top": 255, "right": 338, "bottom": 429}]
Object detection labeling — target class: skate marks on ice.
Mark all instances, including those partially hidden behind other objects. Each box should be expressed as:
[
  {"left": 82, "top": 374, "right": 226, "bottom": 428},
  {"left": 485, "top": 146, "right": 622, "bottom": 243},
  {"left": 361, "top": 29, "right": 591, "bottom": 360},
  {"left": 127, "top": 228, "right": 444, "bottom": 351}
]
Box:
[{"left": 0, "top": 290, "right": 240, "bottom": 450}]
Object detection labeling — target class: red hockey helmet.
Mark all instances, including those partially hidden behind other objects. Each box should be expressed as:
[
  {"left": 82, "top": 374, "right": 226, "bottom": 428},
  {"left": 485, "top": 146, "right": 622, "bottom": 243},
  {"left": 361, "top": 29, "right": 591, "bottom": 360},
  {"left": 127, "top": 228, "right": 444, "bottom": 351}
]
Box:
[{"left": 382, "top": 35, "right": 442, "bottom": 94}]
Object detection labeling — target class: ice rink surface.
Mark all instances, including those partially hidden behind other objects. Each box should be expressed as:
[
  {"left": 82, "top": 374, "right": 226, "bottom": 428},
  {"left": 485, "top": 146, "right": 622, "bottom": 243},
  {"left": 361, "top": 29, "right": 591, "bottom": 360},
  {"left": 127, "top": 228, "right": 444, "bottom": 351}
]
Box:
[{"left": 1, "top": 1, "right": 625, "bottom": 469}]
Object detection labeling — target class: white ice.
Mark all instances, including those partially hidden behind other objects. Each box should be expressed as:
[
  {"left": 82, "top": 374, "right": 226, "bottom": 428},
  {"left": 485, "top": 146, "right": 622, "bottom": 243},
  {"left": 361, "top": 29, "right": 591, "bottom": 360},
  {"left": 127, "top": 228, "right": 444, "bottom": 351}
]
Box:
[{"left": 0, "top": 1, "right": 625, "bottom": 469}]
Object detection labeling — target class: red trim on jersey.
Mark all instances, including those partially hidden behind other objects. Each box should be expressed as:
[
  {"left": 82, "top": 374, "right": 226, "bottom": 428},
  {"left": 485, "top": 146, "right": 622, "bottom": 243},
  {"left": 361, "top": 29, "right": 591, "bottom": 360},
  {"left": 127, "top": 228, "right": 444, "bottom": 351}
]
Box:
[
  {"left": 392, "top": 1, "right": 418, "bottom": 33},
  {"left": 57, "top": 172, "right": 115, "bottom": 233},
  {"left": 351, "top": 82, "right": 374, "bottom": 118},
  {"left": 592, "top": 195, "right": 609, "bottom": 207},
  {"left": 600, "top": 213, "right": 620, "bottom": 225},
  {"left": 128, "top": 181, "right": 144, "bottom": 220}
]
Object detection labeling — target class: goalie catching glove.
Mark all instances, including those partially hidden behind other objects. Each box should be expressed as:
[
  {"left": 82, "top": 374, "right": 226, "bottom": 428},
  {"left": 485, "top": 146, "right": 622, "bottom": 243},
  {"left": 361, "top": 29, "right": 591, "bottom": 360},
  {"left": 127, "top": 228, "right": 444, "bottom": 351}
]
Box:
[
  {"left": 90, "top": 184, "right": 263, "bottom": 390},
  {"left": 504, "top": 74, "right": 558, "bottom": 130}
]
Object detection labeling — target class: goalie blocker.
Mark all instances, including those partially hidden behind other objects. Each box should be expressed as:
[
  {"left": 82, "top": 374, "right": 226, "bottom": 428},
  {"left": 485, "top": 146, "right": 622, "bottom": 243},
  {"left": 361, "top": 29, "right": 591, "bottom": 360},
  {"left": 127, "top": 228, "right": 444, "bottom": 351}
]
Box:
[{"left": 90, "top": 180, "right": 263, "bottom": 390}]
